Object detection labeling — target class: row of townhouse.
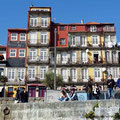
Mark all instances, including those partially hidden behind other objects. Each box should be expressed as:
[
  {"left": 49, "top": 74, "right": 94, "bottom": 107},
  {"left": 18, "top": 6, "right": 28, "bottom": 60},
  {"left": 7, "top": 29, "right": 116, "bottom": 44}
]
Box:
[{"left": 1, "top": 6, "right": 120, "bottom": 97}]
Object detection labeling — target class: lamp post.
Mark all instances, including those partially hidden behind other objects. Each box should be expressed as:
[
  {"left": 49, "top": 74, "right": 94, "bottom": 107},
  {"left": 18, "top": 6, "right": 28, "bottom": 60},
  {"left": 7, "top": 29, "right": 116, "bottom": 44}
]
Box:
[{"left": 54, "top": 28, "right": 57, "bottom": 90}]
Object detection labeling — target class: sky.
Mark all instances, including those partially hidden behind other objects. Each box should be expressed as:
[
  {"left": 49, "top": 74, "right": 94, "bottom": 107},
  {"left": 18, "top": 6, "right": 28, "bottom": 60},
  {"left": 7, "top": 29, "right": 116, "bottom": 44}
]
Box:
[{"left": 0, "top": 0, "right": 120, "bottom": 45}]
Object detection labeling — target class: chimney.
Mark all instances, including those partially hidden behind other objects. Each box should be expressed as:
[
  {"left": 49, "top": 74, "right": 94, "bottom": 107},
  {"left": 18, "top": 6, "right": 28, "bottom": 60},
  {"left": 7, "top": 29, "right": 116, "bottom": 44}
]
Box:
[{"left": 81, "top": 19, "right": 84, "bottom": 24}]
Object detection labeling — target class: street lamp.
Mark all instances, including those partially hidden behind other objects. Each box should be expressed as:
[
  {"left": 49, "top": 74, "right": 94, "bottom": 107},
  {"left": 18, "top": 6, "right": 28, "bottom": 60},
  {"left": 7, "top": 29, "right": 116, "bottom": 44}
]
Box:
[{"left": 54, "top": 28, "right": 57, "bottom": 90}]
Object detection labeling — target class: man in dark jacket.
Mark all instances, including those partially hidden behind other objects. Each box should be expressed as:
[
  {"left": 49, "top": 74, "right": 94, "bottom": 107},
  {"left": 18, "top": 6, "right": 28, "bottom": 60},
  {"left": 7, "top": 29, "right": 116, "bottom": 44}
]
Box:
[
  {"left": 107, "top": 74, "right": 115, "bottom": 99},
  {"left": 116, "top": 76, "right": 120, "bottom": 90}
]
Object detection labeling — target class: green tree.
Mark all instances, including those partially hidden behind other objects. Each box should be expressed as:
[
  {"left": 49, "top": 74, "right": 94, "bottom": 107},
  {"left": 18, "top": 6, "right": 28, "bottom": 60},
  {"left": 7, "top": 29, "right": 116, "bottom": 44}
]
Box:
[
  {"left": 43, "top": 71, "right": 63, "bottom": 89},
  {"left": 0, "top": 76, "right": 8, "bottom": 97}
]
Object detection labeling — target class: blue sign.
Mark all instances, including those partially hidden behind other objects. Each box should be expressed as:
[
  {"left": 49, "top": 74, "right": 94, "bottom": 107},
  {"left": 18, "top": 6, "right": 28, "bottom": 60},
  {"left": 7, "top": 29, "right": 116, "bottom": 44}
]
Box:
[{"left": 77, "top": 92, "right": 87, "bottom": 101}]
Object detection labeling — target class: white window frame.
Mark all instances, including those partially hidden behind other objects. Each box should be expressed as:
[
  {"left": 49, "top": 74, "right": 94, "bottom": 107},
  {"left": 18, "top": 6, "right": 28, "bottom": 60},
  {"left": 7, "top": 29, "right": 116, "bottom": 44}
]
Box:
[
  {"left": 40, "top": 49, "right": 48, "bottom": 61},
  {"left": 29, "top": 32, "right": 37, "bottom": 44},
  {"left": 70, "top": 52, "right": 76, "bottom": 63},
  {"left": 40, "top": 66, "right": 47, "bottom": 80},
  {"left": 92, "top": 35, "right": 99, "bottom": 46},
  {"left": 41, "top": 32, "right": 48, "bottom": 44},
  {"left": 19, "top": 49, "right": 25, "bottom": 57},
  {"left": 60, "top": 38, "right": 65, "bottom": 45},
  {"left": 81, "top": 35, "right": 87, "bottom": 46},
  {"left": 41, "top": 17, "right": 48, "bottom": 27},
  {"left": 94, "top": 68, "right": 101, "bottom": 82},
  {"left": 8, "top": 68, "right": 15, "bottom": 81},
  {"left": 71, "top": 68, "right": 77, "bottom": 82},
  {"left": 81, "top": 51, "right": 88, "bottom": 63},
  {"left": 61, "top": 52, "right": 67, "bottom": 64},
  {"left": 18, "top": 68, "right": 25, "bottom": 81},
  {"left": 71, "top": 36, "right": 76, "bottom": 46},
  {"left": 29, "top": 49, "right": 37, "bottom": 61},
  {"left": 10, "top": 49, "right": 16, "bottom": 57},
  {"left": 61, "top": 69, "right": 68, "bottom": 82},
  {"left": 90, "top": 26, "right": 97, "bottom": 32},
  {"left": 82, "top": 68, "right": 88, "bottom": 82},
  {"left": 30, "top": 17, "right": 38, "bottom": 27},
  {"left": 28, "top": 66, "right": 36, "bottom": 80},
  {"left": 20, "top": 33, "right": 26, "bottom": 41},
  {"left": 11, "top": 33, "right": 18, "bottom": 41},
  {"left": 71, "top": 26, "right": 76, "bottom": 30}
]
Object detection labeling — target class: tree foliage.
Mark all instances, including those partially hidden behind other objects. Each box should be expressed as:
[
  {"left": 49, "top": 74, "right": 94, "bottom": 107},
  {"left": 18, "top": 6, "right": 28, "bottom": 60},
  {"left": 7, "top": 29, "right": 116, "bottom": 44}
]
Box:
[
  {"left": 43, "top": 71, "right": 63, "bottom": 89},
  {"left": 0, "top": 76, "right": 7, "bottom": 83}
]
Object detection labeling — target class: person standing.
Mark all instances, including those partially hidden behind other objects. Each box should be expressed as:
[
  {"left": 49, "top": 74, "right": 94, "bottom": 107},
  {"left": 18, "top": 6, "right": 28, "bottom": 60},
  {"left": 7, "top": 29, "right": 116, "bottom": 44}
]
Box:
[
  {"left": 107, "top": 74, "right": 115, "bottom": 99},
  {"left": 20, "top": 88, "right": 25, "bottom": 103},
  {"left": 93, "top": 82, "right": 101, "bottom": 100},
  {"left": 116, "top": 75, "right": 120, "bottom": 90},
  {"left": 87, "top": 80, "right": 93, "bottom": 100}
]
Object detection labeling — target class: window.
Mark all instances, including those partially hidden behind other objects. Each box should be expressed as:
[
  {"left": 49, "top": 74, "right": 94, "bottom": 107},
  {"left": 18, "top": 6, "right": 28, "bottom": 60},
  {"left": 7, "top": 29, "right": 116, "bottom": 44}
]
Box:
[
  {"left": 19, "top": 49, "right": 25, "bottom": 57},
  {"left": 8, "top": 69, "right": 15, "bottom": 81},
  {"left": 82, "top": 68, "right": 88, "bottom": 82},
  {"left": 40, "top": 49, "right": 48, "bottom": 61},
  {"left": 30, "top": 16, "right": 38, "bottom": 27},
  {"left": 28, "top": 66, "right": 36, "bottom": 80},
  {"left": 41, "top": 32, "right": 47, "bottom": 44},
  {"left": 8, "top": 87, "right": 13, "bottom": 92},
  {"left": 92, "top": 35, "right": 99, "bottom": 46},
  {"left": 81, "top": 35, "right": 86, "bottom": 46},
  {"left": 29, "top": 49, "right": 37, "bottom": 60},
  {"left": 61, "top": 52, "right": 67, "bottom": 64},
  {"left": 104, "top": 35, "right": 109, "bottom": 46},
  {"left": 10, "top": 49, "right": 16, "bottom": 57},
  {"left": 20, "top": 33, "right": 26, "bottom": 41},
  {"left": 70, "top": 52, "right": 76, "bottom": 63},
  {"left": 81, "top": 51, "right": 88, "bottom": 63},
  {"left": 41, "top": 17, "right": 48, "bottom": 27},
  {"left": 60, "top": 38, "right": 65, "bottom": 45},
  {"left": 112, "top": 51, "right": 117, "bottom": 63},
  {"left": 105, "top": 25, "right": 110, "bottom": 31},
  {"left": 11, "top": 33, "right": 17, "bottom": 41},
  {"left": 40, "top": 66, "right": 47, "bottom": 79},
  {"left": 61, "top": 69, "right": 68, "bottom": 82},
  {"left": 60, "top": 26, "right": 65, "bottom": 31},
  {"left": 107, "top": 68, "right": 119, "bottom": 81},
  {"left": 105, "top": 51, "right": 111, "bottom": 63},
  {"left": 90, "top": 26, "right": 97, "bottom": 32},
  {"left": 71, "top": 68, "right": 77, "bottom": 82},
  {"left": 71, "top": 26, "right": 76, "bottom": 30},
  {"left": 94, "top": 68, "right": 101, "bottom": 82},
  {"left": 18, "top": 68, "right": 25, "bottom": 80},
  {"left": 29, "top": 32, "right": 37, "bottom": 44},
  {"left": 70, "top": 36, "right": 76, "bottom": 46},
  {"left": 110, "top": 35, "right": 115, "bottom": 42}
]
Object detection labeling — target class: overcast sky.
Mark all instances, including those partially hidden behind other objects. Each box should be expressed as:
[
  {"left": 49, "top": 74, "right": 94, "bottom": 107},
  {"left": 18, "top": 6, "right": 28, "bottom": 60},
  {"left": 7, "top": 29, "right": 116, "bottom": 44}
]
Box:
[{"left": 0, "top": 0, "right": 120, "bottom": 45}]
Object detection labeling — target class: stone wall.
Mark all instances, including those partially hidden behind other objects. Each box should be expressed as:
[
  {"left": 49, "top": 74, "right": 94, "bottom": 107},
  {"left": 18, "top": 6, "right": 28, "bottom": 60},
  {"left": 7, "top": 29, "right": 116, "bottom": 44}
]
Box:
[{"left": 0, "top": 99, "right": 120, "bottom": 120}]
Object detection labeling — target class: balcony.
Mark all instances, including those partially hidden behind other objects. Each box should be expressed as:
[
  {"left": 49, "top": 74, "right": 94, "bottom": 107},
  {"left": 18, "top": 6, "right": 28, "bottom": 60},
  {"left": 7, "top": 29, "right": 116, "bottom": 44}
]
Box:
[
  {"left": 28, "top": 23, "right": 50, "bottom": 30},
  {"left": 103, "top": 27, "right": 116, "bottom": 32},
  {"left": 28, "top": 40, "right": 49, "bottom": 47},
  {"left": 27, "top": 74, "right": 45, "bottom": 82},
  {"left": 27, "top": 56, "right": 49, "bottom": 64}
]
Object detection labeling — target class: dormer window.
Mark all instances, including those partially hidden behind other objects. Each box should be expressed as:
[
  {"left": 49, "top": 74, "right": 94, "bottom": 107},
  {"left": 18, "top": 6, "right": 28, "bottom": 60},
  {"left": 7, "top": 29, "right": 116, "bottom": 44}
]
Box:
[
  {"left": 105, "top": 25, "right": 110, "bottom": 31},
  {"left": 71, "top": 26, "right": 76, "bottom": 30},
  {"left": 90, "top": 26, "right": 97, "bottom": 32},
  {"left": 60, "top": 26, "right": 65, "bottom": 31}
]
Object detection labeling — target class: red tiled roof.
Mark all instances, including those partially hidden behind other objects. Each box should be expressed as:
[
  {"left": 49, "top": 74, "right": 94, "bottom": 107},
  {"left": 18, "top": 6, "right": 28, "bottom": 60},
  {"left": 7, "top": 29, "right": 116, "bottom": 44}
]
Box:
[
  {"left": 0, "top": 45, "right": 6, "bottom": 49},
  {"left": 8, "top": 28, "right": 27, "bottom": 31},
  {"left": 86, "top": 22, "right": 100, "bottom": 25}
]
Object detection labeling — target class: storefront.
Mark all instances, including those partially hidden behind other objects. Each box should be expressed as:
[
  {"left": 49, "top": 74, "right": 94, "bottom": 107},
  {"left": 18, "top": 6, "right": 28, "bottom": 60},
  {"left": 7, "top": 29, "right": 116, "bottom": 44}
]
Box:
[{"left": 27, "top": 84, "right": 46, "bottom": 97}]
